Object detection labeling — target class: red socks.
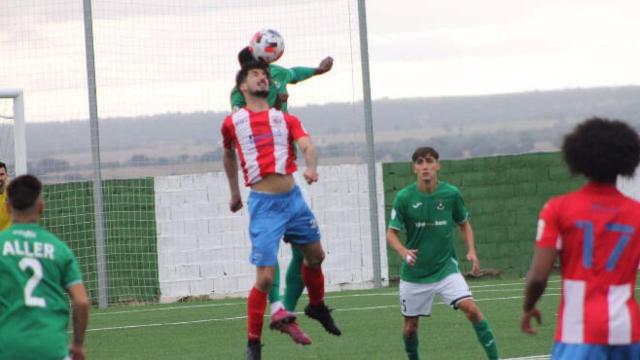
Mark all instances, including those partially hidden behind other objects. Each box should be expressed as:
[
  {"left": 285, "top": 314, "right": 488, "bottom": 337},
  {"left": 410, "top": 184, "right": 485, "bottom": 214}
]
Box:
[
  {"left": 301, "top": 264, "right": 325, "bottom": 306},
  {"left": 247, "top": 287, "right": 268, "bottom": 341}
]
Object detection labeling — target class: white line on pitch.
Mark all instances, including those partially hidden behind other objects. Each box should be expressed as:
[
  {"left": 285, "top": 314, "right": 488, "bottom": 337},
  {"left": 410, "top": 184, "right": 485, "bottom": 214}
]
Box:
[
  {"left": 92, "top": 279, "right": 542, "bottom": 317},
  {"left": 86, "top": 293, "right": 561, "bottom": 332}
]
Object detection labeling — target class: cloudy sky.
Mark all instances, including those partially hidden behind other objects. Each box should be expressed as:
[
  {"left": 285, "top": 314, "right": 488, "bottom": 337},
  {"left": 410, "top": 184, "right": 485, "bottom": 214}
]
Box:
[{"left": 1, "top": 0, "right": 640, "bottom": 122}]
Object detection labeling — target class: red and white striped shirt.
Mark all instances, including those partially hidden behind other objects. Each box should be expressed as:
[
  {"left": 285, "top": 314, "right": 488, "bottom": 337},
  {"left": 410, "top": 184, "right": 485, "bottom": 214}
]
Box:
[
  {"left": 221, "top": 108, "right": 308, "bottom": 186},
  {"left": 536, "top": 183, "right": 640, "bottom": 345}
]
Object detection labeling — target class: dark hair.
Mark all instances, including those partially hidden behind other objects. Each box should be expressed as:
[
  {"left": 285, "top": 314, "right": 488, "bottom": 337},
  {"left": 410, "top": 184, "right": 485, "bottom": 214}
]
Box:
[
  {"left": 7, "top": 175, "right": 42, "bottom": 211},
  {"left": 0, "top": 161, "right": 6, "bottom": 171},
  {"left": 412, "top": 147, "right": 440, "bottom": 162},
  {"left": 235, "top": 60, "right": 270, "bottom": 89},
  {"left": 238, "top": 46, "right": 255, "bottom": 66},
  {"left": 562, "top": 117, "right": 640, "bottom": 183}
]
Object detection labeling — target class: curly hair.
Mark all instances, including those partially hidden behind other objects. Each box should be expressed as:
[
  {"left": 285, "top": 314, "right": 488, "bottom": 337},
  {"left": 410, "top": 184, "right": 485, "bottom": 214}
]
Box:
[{"left": 562, "top": 117, "right": 640, "bottom": 183}]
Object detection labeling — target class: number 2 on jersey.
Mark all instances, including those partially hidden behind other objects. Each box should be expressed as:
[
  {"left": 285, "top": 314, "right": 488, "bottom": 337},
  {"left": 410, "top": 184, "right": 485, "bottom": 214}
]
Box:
[
  {"left": 576, "top": 220, "right": 634, "bottom": 271},
  {"left": 19, "top": 257, "right": 47, "bottom": 308}
]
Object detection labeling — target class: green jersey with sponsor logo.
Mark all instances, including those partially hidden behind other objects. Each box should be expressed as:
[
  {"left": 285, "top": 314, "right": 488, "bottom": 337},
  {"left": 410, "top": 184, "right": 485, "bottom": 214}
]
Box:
[
  {"left": 0, "top": 223, "right": 83, "bottom": 360},
  {"left": 389, "top": 181, "right": 469, "bottom": 283}
]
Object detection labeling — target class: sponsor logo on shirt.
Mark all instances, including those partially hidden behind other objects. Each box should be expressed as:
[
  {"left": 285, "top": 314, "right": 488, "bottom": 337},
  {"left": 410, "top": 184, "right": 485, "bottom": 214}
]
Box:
[
  {"left": 415, "top": 220, "right": 447, "bottom": 228},
  {"left": 412, "top": 202, "right": 422, "bottom": 209}
]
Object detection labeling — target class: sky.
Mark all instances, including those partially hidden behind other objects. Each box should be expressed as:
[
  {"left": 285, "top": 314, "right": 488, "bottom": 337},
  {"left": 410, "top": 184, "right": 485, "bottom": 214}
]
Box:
[{"left": 1, "top": 0, "right": 640, "bottom": 122}]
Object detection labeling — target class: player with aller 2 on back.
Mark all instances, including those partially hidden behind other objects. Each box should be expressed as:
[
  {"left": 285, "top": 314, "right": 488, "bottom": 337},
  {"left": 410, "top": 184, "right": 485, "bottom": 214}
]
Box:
[
  {"left": 522, "top": 117, "right": 640, "bottom": 359},
  {"left": 229, "top": 29, "right": 335, "bottom": 345},
  {"left": 0, "top": 175, "right": 89, "bottom": 360},
  {"left": 221, "top": 60, "right": 340, "bottom": 360},
  {"left": 387, "top": 146, "right": 499, "bottom": 360}
]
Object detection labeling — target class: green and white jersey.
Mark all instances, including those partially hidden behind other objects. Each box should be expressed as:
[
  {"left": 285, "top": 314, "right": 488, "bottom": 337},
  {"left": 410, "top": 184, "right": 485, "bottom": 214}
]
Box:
[
  {"left": 230, "top": 64, "right": 316, "bottom": 112},
  {"left": 0, "top": 223, "right": 83, "bottom": 360},
  {"left": 389, "top": 181, "right": 469, "bottom": 284}
]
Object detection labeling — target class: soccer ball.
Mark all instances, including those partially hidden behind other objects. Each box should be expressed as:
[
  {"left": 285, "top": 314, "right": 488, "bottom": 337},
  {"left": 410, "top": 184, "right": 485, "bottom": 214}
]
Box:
[{"left": 249, "top": 29, "right": 285, "bottom": 63}]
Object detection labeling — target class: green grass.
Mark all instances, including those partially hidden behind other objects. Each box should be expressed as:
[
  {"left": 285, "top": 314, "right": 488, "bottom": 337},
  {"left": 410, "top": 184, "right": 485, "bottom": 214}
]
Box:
[{"left": 85, "top": 276, "right": 575, "bottom": 359}]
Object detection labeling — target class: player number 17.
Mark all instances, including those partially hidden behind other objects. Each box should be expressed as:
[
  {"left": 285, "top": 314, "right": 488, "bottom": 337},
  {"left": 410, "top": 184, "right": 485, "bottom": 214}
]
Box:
[{"left": 575, "top": 221, "right": 634, "bottom": 271}]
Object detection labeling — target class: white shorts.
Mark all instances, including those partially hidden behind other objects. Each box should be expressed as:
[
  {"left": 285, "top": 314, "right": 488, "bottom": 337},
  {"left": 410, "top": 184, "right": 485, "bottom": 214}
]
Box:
[{"left": 399, "top": 272, "right": 473, "bottom": 317}]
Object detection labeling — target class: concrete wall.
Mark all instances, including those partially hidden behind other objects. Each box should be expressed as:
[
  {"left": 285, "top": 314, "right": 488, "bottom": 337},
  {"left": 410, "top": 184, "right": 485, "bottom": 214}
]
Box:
[{"left": 154, "top": 164, "right": 388, "bottom": 302}]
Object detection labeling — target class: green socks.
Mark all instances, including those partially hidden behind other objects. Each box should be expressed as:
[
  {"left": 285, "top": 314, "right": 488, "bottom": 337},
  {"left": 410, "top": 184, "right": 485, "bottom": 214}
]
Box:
[
  {"left": 403, "top": 334, "right": 419, "bottom": 360},
  {"left": 472, "top": 319, "right": 499, "bottom": 360},
  {"left": 268, "top": 262, "right": 281, "bottom": 304},
  {"left": 283, "top": 246, "right": 305, "bottom": 311}
]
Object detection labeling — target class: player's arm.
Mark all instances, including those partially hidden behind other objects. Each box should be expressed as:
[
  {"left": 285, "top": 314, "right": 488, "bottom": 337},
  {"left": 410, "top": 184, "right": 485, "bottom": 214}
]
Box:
[
  {"left": 288, "top": 57, "right": 333, "bottom": 84},
  {"left": 521, "top": 201, "right": 560, "bottom": 335},
  {"left": 458, "top": 221, "right": 480, "bottom": 275},
  {"left": 223, "top": 147, "right": 242, "bottom": 212},
  {"left": 67, "top": 283, "right": 89, "bottom": 360},
  {"left": 296, "top": 136, "right": 318, "bottom": 184},
  {"left": 221, "top": 120, "right": 242, "bottom": 212},
  {"left": 387, "top": 227, "right": 417, "bottom": 266}
]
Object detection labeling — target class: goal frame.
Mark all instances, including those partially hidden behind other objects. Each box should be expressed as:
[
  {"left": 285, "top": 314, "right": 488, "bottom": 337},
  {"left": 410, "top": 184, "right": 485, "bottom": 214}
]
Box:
[{"left": 0, "top": 88, "right": 27, "bottom": 176}]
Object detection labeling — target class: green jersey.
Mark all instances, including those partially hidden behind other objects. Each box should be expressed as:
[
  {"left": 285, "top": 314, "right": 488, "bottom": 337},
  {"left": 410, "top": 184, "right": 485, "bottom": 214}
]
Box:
[
  {"left": 0, "top": 223, "right": 83, "bottom": 360},
  {"left": 388, "top": 181, "right": 469, "bottom": 283},
  {"left": 230, "top": 64, "right": 316, "bottom": 112}
]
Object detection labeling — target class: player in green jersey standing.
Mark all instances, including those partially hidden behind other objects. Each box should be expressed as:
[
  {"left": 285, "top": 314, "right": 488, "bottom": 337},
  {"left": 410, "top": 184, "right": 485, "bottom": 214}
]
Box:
[
  {"left": 387, "top": 147, "right": 499, "bottom": 360},
  {"left": 229, "top": 47, "right": 336, "bottom": 343},
  {"left": 0, "top": 175, "right": 89, "bottom": 360}
]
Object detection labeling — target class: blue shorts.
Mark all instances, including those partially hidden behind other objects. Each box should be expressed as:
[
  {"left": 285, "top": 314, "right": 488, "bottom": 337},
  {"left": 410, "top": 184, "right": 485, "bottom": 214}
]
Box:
[
  {"left": 552, "top": 342, "right": 640, "bottom": 360},
  {"left": 247, "top": 186, "right": 321, "bottom": 266}
]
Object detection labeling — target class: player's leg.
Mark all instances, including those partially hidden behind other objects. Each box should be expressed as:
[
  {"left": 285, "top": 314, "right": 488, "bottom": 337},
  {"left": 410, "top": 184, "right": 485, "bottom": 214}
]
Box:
[
  {"left": 439, "top": 273, "right": 498, "bottom": 360},
  {"left": 285, "top": 186, "right": 341, "bottom": 336},
  {"left": 403, "top": 317, "right": 420, "bottom": 360},
  {"left": 268, "top": 261, "right": 297, "bottom": 328},
  {"left": 399, "top": 280, "right": 436, "bottom": 360},
  {"left": 283, "top": 246, "right": 304, "bottom": 311},
  {"left": 245, "top": 191, "right": 288, "bottom": 358}
]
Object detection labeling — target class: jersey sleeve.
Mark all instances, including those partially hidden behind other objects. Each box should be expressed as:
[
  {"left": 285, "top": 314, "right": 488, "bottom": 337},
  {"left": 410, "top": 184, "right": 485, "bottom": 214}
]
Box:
[
  {"left": 452, "top": 190, "right": 470, "bottom": 224},
  {"left": 535, "top": 198, "right": 562, "bottom": 249},
  {"left": 285, "top": 114, "right": 309, "bottom": 140},
  {"left": 230, "top": 87, "right": 246, "bottom": 111},
  {"left": 61, "top": 246, "right": 83, "bottom": 289},
  {"left": 288, "top": 67, "right": 316, "bottom": 83},
  {"left": 388, "top": 194, "right": 406, "bottom": 231},
  {"left": 221, "top": 116, "right": 235, "bottom": 150}
]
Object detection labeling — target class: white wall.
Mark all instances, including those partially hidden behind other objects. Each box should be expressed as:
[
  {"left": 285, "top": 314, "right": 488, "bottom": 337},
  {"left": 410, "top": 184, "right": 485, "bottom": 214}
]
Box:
[{"left": 154, "top": 164, "right": 388, "bottom": 302}]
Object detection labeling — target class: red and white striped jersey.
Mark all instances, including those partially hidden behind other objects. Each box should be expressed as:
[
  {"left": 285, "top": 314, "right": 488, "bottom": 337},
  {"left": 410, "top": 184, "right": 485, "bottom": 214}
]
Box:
[
  {"left": 221, "top": 108, "right": 308, "bottom": 186},
  {"left": 536, "top": 182, "right": 640, "bottom": 345}
]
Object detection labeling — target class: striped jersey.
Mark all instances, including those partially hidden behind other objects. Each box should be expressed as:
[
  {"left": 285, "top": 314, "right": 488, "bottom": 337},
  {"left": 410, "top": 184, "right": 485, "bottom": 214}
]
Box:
[
  {"left": 221, "top": 108, "right": 308, "bottom": 186},
  {"left": 536, "top": 182, "right": 640, "bottom": 345}
]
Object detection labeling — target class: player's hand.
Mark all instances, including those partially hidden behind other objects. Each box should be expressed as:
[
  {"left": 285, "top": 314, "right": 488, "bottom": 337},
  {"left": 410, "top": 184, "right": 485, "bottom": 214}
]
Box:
[
  {"left": 520, "top": 308, "right": 542, "bottom": 335},
  {"left": 69, "top": 344, "right": 85, "bottom": 360},
  {"left": 316, "top": 56, "right": 333, "bottom": 75},
  {"left": 303, "top": 168, "right": 319, "bottom": 184},
  {"left": 466, "top": 252, "right": 480, "bottom": 275},
  {"left": 403, "top": 248, "right": 418, "bottom": 266},
  {"left": 229, "top": 194, "right": 243, "bottom": 212}
]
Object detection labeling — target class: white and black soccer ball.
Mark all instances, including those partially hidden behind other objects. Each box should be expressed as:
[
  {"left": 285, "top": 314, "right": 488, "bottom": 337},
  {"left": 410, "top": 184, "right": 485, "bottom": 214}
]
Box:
[{"left": 249, "top": 29, "right": 285, "bottom": 63}]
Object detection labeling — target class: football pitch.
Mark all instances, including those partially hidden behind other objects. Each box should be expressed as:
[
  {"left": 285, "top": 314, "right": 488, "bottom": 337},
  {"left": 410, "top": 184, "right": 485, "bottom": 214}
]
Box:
[{"left": 81, "top": 276, "right": 595, "bottom": 359}]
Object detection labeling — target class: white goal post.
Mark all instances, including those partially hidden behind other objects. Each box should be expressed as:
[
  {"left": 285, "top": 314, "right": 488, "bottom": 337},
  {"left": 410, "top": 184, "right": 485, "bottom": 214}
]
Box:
[{"left": 0, "top": 88, "right": 27, "bottom": 176}]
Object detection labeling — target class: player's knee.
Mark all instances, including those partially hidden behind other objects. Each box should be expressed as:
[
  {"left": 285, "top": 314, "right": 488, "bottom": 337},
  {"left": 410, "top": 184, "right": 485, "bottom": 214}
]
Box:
[
  {"left": 460, "top": 301, "right": 483, "bottom": 322},
  {"left": 305, "top": 249, "right": 325, "bottom": 268},
  {"left": 255, "top": 273, "right": 274, "bottom": 292},
  {"left": 403, "top": 319, "right": 419, "bottom": 336}
]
